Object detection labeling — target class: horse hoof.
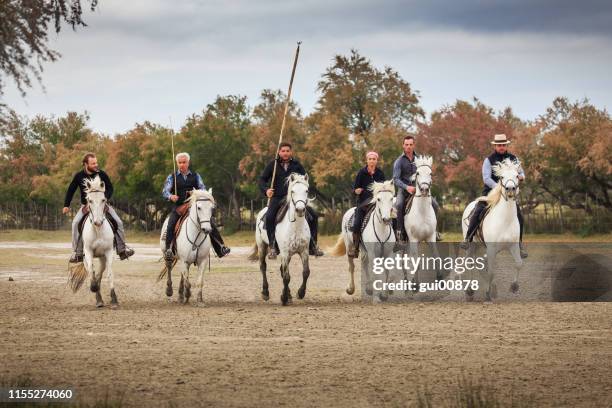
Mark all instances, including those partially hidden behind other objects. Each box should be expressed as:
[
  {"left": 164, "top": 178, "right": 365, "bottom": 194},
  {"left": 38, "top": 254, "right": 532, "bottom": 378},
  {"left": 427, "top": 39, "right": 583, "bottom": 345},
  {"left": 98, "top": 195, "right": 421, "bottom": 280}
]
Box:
[
  {"left": 90, "top": 282, "right": 99, "bottom": 293},
  {"left": 166, "top": 287, "right": 173, "bottom": 297},
  {"left": 281, "top": 295, "right": 288, "bottom": 306},
  {"left": 261, "top": 292, "right": 269, "bottom": 301},
  {"left": 346, "top": 287, "right": 355, "bottom": 295},
  {"left": 297, "top": 288, "right": 306, "bottom": 299},
  {"left": 365, "top": 287, "right": 373, "bottom": 296},
  {"left": 510, "top": 282, "right": 519, "bottom": 293},
  {"left": 378, "top": 293, "right": 388, "bottom": 302},
  {"left": 96, "top": 301, "right": 104, "bottom": 308}
]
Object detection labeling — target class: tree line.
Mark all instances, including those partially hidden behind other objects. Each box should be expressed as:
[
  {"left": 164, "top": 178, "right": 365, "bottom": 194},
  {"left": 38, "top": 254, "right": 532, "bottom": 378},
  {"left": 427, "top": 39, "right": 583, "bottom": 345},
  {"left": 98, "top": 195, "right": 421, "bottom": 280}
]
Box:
[{"left": 1, "top": 50, "right": 610, "bottom": 232}]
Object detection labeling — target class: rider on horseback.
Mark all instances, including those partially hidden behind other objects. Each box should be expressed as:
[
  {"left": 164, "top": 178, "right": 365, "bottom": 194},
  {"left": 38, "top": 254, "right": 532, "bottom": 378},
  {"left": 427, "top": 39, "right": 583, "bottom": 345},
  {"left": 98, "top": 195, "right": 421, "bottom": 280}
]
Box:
[
  {"left": 63, "top": 153, "right": 134, "bottom": 263},
  {"left": 392, "top": 135, "right": 441, "bottom": 243},
  {"left": 258, "top": 142, "right": 324, "bottom": 260},
  {"left": 162, "top": 152, "right": 230, "bottom": 261},
  {"left": 461, "top": 134, "right": 528, "bottom": 258},
  {"left": 347, "top": 151, "right": 385, "bottom": 258}
]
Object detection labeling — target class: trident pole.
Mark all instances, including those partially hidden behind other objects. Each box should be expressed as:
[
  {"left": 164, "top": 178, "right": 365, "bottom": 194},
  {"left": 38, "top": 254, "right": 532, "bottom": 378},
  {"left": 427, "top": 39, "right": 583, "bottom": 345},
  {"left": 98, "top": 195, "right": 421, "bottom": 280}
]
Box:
[{"left": 267, "top": 41, "right": 301, "bottom": 206}]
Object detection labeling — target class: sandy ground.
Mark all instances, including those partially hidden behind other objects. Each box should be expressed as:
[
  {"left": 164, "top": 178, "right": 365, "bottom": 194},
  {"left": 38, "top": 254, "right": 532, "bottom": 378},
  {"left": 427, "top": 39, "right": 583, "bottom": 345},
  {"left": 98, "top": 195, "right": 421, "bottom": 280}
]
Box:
[{"left": 1, "top": 241, "right": 611, "bottom": 407}]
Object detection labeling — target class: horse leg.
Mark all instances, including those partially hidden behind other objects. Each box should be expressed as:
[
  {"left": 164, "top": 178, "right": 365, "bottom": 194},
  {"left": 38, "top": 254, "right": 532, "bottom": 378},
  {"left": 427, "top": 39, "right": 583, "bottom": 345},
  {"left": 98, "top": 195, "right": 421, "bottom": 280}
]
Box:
[
  {"left": 196, "top": 258, "right": 208, "bottom": 303},
  {"left": 484, "top": 246, "right": 497, "bottom": 302},
  {"left": 409, "top": 240, "right": 419, "bottom": 292},
  {"left": 182, "top": 262, "right": 191, "bottom": 304},
  {"left": 105, "top": 252, "right": 118, "bottom": 309},
  {"left": 346, "top": 254, "right": 356, "bottom": 295},
  {"left": 165, "top": 259, "right": 173, "bottom": 298},
  {"left": 86, "top": 251, "right": 103, "bottom": 308},
  {"left": 362, "top": 253, "right": 373, "bottom": 296},
  {"left": 260, "top": 244, "right": 270, "bottom": 301},
  {"left": 509, "top": 243, "right": 523, "bottom": 294},
  {"left": 297, "top": 251, "right": 310, "bottom": 299},
  {"left": 178, "top": 274, "right": 184, "bottom": 303},
  {"left": 280, "top": 256, "right": 291, "bottom": 306}
]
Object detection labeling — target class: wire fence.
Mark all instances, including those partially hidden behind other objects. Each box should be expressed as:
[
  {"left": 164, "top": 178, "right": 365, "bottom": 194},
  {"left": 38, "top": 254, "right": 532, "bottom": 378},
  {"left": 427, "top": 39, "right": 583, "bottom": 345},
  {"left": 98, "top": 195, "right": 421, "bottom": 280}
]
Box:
[{"left": 1, "top": 199, "right": 610, "bottom": 236}]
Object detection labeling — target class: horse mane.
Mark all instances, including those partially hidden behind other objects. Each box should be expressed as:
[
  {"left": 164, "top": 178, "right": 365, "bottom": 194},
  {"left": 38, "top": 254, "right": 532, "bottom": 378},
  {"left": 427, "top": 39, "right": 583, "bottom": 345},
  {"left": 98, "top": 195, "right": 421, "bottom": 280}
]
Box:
[
  {"left": 368, "top": 180, "right": 395, "bottom": 203},
  {"left": 414, "top": 155, "right": 433, "bottom": 168},
  {"left": 83, "top": 175, "right": 105, "bottom": 196},
  {"left": 492, "top": 158, "right": 521, "bottom": 179},
  {"left": 480, "top": 158, "right": 521, "bottom": 207},
  {"left": 188, "top": 188, "right": 215, "bottom": 205},
  {"left": 480, "top": 184, "right": 503, "bottom": 207},
  {"left": 284, "top": 173, "right": 309, "bottom": 203}
]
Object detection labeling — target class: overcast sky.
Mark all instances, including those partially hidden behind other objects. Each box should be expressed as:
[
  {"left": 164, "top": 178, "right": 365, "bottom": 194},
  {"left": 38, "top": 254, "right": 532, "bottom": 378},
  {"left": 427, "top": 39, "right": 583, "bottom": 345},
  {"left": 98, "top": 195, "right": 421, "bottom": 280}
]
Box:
[{"left": 4, "top": 0, "right": 612, "bottom": 135}]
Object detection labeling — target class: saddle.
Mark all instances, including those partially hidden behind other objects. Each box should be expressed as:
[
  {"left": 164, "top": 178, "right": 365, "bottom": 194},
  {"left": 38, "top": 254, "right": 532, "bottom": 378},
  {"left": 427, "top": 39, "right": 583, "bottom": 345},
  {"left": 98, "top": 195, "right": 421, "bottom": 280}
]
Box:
[
  {"left": 260, "top": 200, "right": 291, "bottom": 230},
  {"left": 77, "top": 204, "right": 117, "bottom": 235},
  {"left": 166, "top": 203, "right": 191, "bottom": 251},
  {"left": 347, "top": 203, "right": 376, "bottom": 234},
  {"left": 466, "top": 198, "right": 492, "bottom": 243}
]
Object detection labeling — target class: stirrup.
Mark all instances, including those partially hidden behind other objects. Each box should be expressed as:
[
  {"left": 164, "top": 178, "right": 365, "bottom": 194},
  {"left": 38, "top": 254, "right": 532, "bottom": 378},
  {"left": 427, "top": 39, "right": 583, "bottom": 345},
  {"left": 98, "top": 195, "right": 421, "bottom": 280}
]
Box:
[
  {"left": 267, "top": 246, "right": 278, "bottom": 260},
  {"left": 218, "top": 246, "right": 231, "bottom": 258},
  {"left": 69, "top": 253, "right": 83, "bottom": 263},
  {"left": 119, "top": 247, "right": 135, "bottom": 260}
]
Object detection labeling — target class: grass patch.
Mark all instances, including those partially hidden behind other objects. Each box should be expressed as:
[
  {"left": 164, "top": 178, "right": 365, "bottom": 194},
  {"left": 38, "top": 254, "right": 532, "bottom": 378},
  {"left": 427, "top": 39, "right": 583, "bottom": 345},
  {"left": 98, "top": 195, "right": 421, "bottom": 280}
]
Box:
[{"left": 414, "top": 373, "right": 534, "bottom": 408}]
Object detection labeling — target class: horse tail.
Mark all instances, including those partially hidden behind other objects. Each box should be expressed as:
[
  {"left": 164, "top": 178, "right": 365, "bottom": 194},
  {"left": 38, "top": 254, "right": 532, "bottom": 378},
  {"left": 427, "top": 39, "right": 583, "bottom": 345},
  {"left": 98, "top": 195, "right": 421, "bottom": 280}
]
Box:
[
  {"left": 68, "top": 262, "right": 87, "bottom": 293},
  {"left": 247, "top": 243, "right": 259, "bottom": 261},
  {"left": 330, "top": 234, "right": 346, "bottom": 257},
  {"left": 157, "top": 258, "right": 177, "bottom": 282}
]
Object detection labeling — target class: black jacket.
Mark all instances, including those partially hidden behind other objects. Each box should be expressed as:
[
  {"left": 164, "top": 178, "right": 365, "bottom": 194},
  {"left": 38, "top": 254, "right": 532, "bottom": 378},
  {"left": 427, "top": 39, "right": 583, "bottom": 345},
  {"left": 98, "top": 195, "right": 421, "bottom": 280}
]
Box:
[
  {"left": 64, "top": 170, "right": 113, "bottom": 207},
  {"left": 353, "top": 166, "right": 386, "bottom": 205},
  {"left": 259, "top": 158, "right": 306, "bottom": 198}
]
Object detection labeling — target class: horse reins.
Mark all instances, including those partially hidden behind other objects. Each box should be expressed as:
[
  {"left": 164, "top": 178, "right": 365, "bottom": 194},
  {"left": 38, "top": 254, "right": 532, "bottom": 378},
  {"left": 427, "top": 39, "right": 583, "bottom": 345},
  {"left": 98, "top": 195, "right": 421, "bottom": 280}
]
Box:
[{"left": 185, "top": 198, "right": 214, "bottom": 260}]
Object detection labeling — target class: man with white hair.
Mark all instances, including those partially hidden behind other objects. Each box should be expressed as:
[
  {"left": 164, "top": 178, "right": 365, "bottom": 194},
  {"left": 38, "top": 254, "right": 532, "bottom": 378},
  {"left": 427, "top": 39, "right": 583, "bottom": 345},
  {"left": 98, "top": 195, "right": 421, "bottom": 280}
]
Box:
[{"left": 162, "top": 152, "right": 230, "bottom": 261}]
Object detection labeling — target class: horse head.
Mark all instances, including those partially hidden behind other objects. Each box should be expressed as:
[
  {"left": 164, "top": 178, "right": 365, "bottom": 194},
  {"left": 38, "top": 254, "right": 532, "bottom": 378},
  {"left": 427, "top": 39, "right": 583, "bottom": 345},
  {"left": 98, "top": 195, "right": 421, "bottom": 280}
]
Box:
[
  {"left": 369, "top": 180, "right": 395, "bottom": 225},
  {"left": 286, "top": 173, "right": 309, "bottom": 217},
  {"left": 189, "top": 188, "right": 215, "bottom": 233},
  {"left": 493, "top": 158, "right": 521, "bottom": 200},
  {"left": 84, "top": 176, "right": 107, "bottom": 228},
  {"left": 412, "top": 155, "right": 433, "bottom": 196}
]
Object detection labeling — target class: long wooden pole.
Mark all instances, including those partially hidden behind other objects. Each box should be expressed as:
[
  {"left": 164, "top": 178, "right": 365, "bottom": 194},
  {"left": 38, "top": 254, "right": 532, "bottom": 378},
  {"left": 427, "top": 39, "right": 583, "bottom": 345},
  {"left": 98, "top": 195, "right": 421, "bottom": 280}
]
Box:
[
  {"left": 267, "top": 41, "right": 301, "bottom": 206},
  {"left": 169, "top": 117, "right": 177, "bottom": 196}
]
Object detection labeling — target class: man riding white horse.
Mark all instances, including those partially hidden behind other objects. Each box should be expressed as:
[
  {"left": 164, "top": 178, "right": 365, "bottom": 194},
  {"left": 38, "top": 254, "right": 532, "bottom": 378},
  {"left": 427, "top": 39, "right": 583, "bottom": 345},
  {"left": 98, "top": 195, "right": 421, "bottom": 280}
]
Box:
[
  {"left": 347, "top": 151, "right": 386, "bottom": 258},
  {"left": 392, "top": 135, "right": 441, "bottom": 243},
  {"left": 258, "top": 142, "right": 323, "bottom": 259},
  {"left": 461, "top": 133, "right": 528, "bottom": 258},
  {"left": 63, "top": 153, "right": 134, "bottom": 263},
  {"left": 162, "top": 152, "right": 230, "bottom": 261}
]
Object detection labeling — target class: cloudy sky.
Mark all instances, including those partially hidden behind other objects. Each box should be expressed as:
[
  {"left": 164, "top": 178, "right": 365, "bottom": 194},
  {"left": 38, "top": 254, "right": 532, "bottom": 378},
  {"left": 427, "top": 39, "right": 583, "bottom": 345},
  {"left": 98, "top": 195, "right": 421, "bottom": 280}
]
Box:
[{"left": 4, "top": 0, "right": 612, "bottom": 134}]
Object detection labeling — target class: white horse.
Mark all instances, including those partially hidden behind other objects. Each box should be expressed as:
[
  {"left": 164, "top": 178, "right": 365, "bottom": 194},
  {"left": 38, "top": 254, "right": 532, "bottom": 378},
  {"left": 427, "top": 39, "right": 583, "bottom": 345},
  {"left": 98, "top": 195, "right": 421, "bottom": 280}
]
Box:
[
  {"left": 403, "top": 155, "right": 443, "bottom": 282},
  {"left": 462, "top": 158, "right": 524, "bottom": 301},
  {"left": 160, "top": 189, "right": 214, "bottom": 304},
  {"left": 81, "top": 176, "right": 117, "bottom": 308},
  {"left": 331, "top": 180, "right": 395, "bottom": 302},
  {"left": 249, "top": 173, "right": 311, "bottom": 306}
]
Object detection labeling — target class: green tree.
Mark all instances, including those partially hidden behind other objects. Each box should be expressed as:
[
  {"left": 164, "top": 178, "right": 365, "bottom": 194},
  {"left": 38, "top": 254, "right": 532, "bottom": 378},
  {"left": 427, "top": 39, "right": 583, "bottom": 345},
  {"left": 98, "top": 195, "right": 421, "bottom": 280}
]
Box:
[{"left": 181, "top": 95, "right": 252, "bottom": 219}]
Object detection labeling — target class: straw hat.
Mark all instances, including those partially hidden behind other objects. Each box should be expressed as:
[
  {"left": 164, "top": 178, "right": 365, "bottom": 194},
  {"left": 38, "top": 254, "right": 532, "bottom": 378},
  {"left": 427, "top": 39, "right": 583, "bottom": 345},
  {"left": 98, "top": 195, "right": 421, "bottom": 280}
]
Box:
[{"left": 491, "top": 134, "right": 511, "bottom": 145}]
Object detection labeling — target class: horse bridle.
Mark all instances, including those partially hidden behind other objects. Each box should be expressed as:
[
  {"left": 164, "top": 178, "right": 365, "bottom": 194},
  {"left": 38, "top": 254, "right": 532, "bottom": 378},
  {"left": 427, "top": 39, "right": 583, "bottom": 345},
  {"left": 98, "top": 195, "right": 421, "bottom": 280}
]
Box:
[
  {"left": 186, "top": 198, "right": 214, "bottom": 256},
  {"left": 288, "top": 181, "right": 309, "bottom": 223},
  {"left": 413, "top": 164, "right": 432, "bottom": 197},
  {"left": 371, "top": 190, "right": 394, "bottom": 249},
  {"left": 500, "top": 178, "right": 519, "bottom": 201},
  {"left": 86, "top": 189, "right": 107, "bottom": 227}
]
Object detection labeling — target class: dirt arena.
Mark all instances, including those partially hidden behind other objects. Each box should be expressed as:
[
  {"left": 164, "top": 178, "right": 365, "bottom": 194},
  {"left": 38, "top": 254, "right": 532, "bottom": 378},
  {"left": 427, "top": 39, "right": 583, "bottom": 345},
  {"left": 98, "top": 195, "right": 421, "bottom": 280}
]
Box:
[{"left": 1, "top": 238, "right": 611, "bottom": 407}]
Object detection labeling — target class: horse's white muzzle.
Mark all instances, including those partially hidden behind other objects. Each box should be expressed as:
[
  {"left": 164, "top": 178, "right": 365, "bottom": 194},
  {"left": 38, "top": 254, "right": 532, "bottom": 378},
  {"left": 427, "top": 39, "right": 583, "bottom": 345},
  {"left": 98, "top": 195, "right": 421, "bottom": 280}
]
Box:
[
  {"left": 295, "top": 205, "right": 306, "bottom": 216},
  {"left": 201, "top": 222, "right": 212, "bottom": 233},
  {"left": 382, "top": 217, "right": 392, "bottom": 225},
  {"left": 94, "top": 220, "right": 103, "bottom": 227}
]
